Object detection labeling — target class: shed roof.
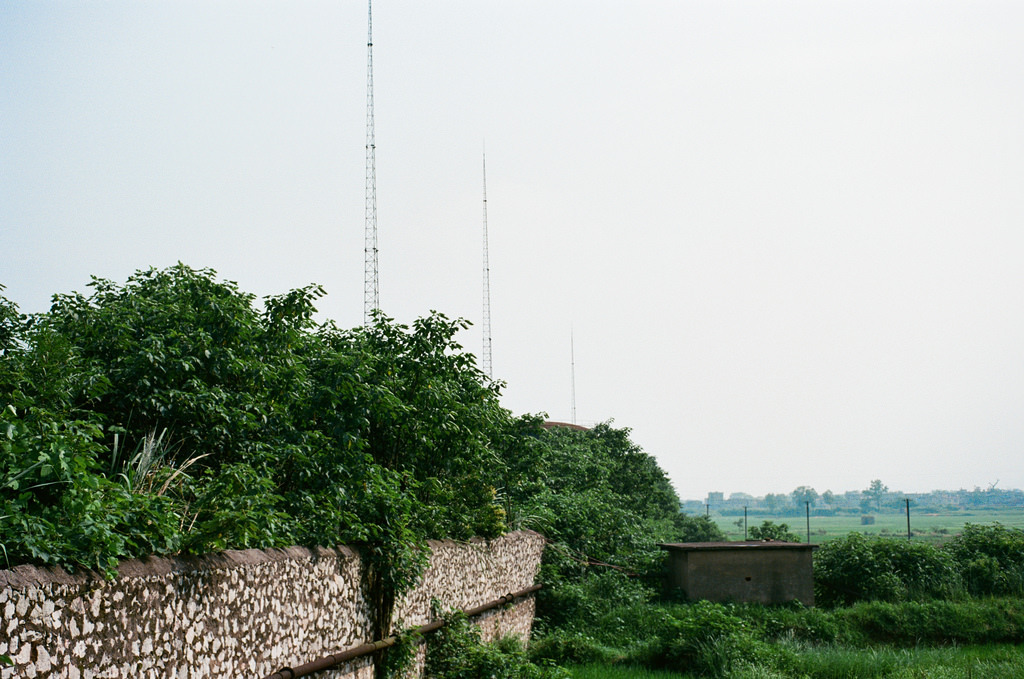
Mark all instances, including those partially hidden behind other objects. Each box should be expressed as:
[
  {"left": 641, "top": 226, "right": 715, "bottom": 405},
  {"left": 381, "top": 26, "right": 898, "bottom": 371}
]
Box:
[{"left": 659, "top": 541, "right": 817, "bottom": 551}]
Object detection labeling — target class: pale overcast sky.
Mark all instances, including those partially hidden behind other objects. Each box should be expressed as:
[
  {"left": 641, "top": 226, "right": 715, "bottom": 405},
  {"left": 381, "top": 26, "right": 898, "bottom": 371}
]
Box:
[{"left": 3, "top": 1, "right": 1023, "bottom": 501}]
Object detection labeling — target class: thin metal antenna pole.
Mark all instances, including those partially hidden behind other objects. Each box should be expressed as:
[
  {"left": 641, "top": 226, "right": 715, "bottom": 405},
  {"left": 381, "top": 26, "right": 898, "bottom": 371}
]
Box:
[
  {"left": 363, "top": 0, "right": 380, "bottom": 324},
  {"left": 570, "top": 328, "right": 577, "bottom": 425},
  {"left": 481, "top": 152, "right": 493, "bottom": 378}
]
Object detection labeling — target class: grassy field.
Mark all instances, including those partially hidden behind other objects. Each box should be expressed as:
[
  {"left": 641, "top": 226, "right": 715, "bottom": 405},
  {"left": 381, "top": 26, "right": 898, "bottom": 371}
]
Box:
[
  {"left": 568, "top": 644, "right": 1024, "bottom": 678},
  {"left": 712, "top": 507, "right": 1024, "bottom": 543}
]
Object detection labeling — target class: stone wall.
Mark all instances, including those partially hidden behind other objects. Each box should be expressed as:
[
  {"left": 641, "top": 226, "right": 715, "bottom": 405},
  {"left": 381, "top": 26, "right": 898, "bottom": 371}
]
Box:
[{"left": 0, "top": 530, "right": 545, "bottom": 679}]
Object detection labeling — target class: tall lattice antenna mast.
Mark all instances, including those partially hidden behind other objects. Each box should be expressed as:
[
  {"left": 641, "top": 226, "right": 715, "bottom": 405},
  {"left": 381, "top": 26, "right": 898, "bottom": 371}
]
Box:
[
  {"left": 481, "top": 152, "right": 493, "bottom": 378},
  {"left": 363, "top": 0, "right": 379, "bottom": 325}
]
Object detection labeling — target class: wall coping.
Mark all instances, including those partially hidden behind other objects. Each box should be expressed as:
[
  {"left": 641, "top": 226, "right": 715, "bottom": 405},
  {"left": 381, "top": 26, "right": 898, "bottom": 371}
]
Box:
[
  {"left": 0, "top": 529, "right": 544, "bottom": 591},
  {"left": 659, "top": 541, "right": 817, "bottom": 552}
]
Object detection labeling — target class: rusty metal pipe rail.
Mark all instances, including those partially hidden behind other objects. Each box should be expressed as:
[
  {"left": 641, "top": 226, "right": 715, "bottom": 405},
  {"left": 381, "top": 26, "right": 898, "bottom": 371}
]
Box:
[{"left": 263, "top": 583, "right": 542, "bottom": 679}]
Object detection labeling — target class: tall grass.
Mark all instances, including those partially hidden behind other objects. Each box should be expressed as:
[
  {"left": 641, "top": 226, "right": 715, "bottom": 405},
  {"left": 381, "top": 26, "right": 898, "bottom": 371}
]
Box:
[
  {"left": 535, "top": 589, "right": 1024, "bottom": 679},
  {"left": 569, "top": 665, "right": 690, "bottom": 679},
  {"left": 787, "top": 642, "right": 1024, "bottom": 679},
  {"left": 569, "top": 644, "right": 1024, "bottom": 679}
]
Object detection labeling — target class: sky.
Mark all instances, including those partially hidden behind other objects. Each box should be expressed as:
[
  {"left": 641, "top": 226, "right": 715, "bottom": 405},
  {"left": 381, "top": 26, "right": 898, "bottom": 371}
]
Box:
[{"left": 2, "top": 1, "right": 1023, "bottom": 501}]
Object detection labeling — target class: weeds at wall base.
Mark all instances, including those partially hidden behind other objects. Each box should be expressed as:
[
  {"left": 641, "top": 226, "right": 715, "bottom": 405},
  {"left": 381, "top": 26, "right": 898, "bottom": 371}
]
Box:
[{"left": 529, "top": 591, "right": 1024, "bottom": 679}]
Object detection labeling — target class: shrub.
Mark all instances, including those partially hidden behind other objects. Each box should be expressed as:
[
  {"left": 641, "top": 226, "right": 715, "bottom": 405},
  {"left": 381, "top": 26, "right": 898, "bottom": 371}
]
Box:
[
  {"left": 636, "top": 601, "right": 796, "bottom": 678},
  {"left": 748, "top": 521, "right": 801, "bottom": 542},
  {"left": 740, "top": 602, "right": 840, "bottom": 645},
  {"left": 872, "top": 538, "right": 961, "bottom": 600},
  {"left": 814, "top": 533, "right": 903, "bottom": 606},
  {"left": 945, "top": 523, "right": 1024, "bottom": 597},
  {"left": 814, "top": 533, "right": 960, "bottom": 606},
  {"left": 529, "top": 629, "right": 623, "bottom": 667},
  {"left": 836, "top": 598, "right": 1024, "bottom": 646},
  {"left": 425, "top": 609, "right": 568, "bottom": 679},
  {"left": 537, "top": 570, "right": 656, "bottom": 631}
]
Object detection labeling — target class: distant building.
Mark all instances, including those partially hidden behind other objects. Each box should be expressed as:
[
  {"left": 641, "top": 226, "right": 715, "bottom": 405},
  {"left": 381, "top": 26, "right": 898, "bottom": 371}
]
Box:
[
  {"left": 683, "top": 500, "right": 705, "bottom": 513},
  {"left": 540, "top": 421, "right": 590, "bottom": 432}
]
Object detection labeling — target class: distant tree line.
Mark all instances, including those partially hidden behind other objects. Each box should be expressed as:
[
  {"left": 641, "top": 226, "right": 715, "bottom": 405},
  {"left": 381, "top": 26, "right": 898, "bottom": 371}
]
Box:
[{"left": 693, "top": 479, "right": 1024, "bottom": 516}]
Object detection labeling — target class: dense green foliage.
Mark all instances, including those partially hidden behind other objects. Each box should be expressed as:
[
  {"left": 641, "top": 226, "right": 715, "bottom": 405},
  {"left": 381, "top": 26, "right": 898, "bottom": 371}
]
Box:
[
  {"left": 813, "top": 533, "right": 960, "bottom": 606},
  {"left": 7, "top": 268, "right": 1024, "bottom": 679},
  {"left": 0, "top": 266, "right": 515, "bottom": 608},
  {"left": 504, "top": 422, "right": 721, "bottom": 581},
  {"left": 533, "top": 523, "right": 1024, "bottom": 677},
  {"left": 747, "top": 521, "right": 802, "bottom": 543},
  {"left": 944, "top": 522, "right": 1024, "bottom": 597},
  {"left": 534, "top": 595, "right": 1024, "bottom": 678},
  {"left": 424, "top": 608, "right": 568, "bottom": 679},
  {"left": 1, "top": 266, "right": 711, "bottom": 676},
  {"left": 813, "top": 526, "right": 1024, "bottom": 606}
]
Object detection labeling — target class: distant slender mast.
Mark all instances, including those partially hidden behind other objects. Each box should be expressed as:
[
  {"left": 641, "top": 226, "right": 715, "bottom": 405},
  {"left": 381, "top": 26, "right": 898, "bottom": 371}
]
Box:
[
  {"left": 481, "top": 153, "right": 493, "bottom": 378},
  {"left": 363, "top": 0, "right": 380, "bottom": 325},
  {"left": 570, "top": 328, "right": 577, "bottom": 424}
]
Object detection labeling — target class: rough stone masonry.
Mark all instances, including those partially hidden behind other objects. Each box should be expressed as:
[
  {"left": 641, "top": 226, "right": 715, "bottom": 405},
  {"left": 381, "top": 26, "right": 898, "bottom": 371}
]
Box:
[{"left": 0, "top": 530, "right": 545, "bottom": 679}]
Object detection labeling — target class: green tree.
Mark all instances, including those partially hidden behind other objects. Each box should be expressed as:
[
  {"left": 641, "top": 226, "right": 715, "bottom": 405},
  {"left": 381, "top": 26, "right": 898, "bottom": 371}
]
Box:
[
  {"left": 791, "top": 486, "right": 818, "bottom": 510},
  {"left": 763, "top": 493, "right": 783, "bottom": 514},
  {"left": 498, "top": 421, "right": 722, "bottom": 590},
  {"left": 748, "top": 520, "right": 801, "bottom": 542},
  {"left": 0, "top": 268, "right": 512, "bottom": 576},
  {"left": 864, "top": 479, "right": 888, "bottom": 511}
]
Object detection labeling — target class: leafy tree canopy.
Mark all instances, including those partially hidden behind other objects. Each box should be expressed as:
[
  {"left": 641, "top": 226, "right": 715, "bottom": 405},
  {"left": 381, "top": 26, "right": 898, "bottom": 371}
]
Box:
[
  {"left": 748, "top": 520, "right": 801, "bottom": 543},
  {"left": 0, "top": 265, "right": 703, "bottom": 615}
]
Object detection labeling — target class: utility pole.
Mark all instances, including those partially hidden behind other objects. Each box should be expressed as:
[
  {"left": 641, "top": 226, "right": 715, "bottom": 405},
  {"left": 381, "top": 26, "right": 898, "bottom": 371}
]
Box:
[
  {"left": 363, "top": 0, "right": 380, "bottom": 324},
  {"left": 906, "top": 498, "right": 911, "bottom": 540},
  {"left": 805, "top": 501, "right": 811, "bottom": 544}
]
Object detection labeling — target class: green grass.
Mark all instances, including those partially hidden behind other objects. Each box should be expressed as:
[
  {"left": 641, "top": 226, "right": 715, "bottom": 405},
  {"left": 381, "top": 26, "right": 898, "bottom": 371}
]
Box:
[
  {"left": 569, "top": 644, "right": 1024, "bottom": 679},
  {"left": 786, "top": 642, "right": 1024, "bottom": 679},
  {"left": 569, "top": 665, "right": 688, "bottom": 679},
  {"left": 714, "top": 508, "right": 1024, "bottom": 543}
]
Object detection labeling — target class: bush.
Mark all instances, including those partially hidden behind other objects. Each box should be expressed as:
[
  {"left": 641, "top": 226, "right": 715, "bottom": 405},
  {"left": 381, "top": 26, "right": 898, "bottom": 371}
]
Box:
[
  {"left": 425, "top": 609, "right": 569, "bottom": 679},
  {"left": 814, "top": 533, "right": 902, "bottom": 606},
  {"left": 748, "top": 521, "right": 801, "bottom": 542},
  {"left": 814, "top": 533, "right": 960, "bottom": 606},
  {"left": 740, "top": 602, "right": 840, "bottom": 645},
  {"left": 537, "top": 570, "right": 655, "bottom": 631},
  {"left": 652, "top": 602, "right": 796, "bottom": 678},
  {"left": 945, "top": 523, "right": 1024, "bottom": 597},
  {"left": 528, "top": 629, "right": 624, "bottom": 667},
  {"left": 836, "top": 598, "right": 1024, "bottom": 646},
  {"left": 873, "top": 538, "right": 961, "bottom": 600}
]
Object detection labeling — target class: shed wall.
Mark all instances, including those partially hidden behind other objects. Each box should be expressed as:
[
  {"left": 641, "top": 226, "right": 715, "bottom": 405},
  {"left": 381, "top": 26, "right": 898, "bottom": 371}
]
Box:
[{"left": 664, "top": 545, "right": 815, "bottom": 606}]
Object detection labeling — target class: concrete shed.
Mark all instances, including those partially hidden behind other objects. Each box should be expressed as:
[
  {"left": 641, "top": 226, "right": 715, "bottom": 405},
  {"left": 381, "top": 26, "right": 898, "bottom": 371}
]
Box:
[{"left": 659, "top": 541, "right": 817, "bottom": 606}]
